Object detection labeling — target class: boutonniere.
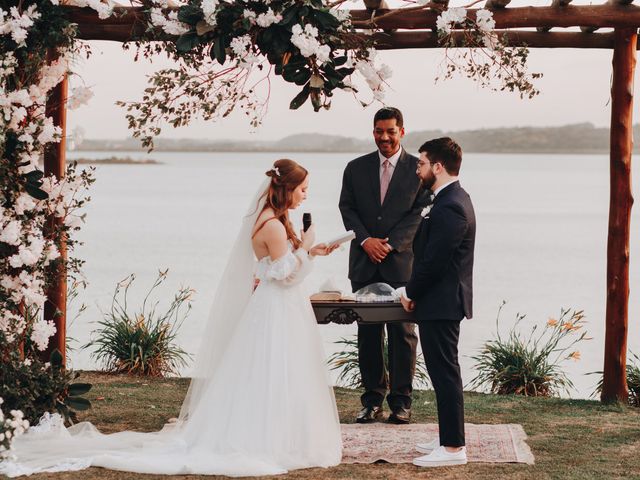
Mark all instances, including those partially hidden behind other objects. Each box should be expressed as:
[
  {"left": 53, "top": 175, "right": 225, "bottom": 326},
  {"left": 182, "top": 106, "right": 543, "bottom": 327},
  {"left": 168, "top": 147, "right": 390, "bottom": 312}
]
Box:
[{"left": 420, "top": 205, "right": 432, "bottom": 218}]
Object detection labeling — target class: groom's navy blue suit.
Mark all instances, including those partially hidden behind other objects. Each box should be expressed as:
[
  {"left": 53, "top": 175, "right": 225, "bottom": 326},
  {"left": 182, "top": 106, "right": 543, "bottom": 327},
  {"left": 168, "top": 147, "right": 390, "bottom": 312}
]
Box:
[{"left": 406, "top": 180, "right": 475, "bottom": 447}]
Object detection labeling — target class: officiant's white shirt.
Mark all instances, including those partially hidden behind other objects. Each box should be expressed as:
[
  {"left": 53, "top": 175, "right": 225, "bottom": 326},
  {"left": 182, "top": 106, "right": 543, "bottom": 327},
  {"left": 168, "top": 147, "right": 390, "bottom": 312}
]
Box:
[{"left": 360, "top": 147, "right": 405, "bottom": 249}]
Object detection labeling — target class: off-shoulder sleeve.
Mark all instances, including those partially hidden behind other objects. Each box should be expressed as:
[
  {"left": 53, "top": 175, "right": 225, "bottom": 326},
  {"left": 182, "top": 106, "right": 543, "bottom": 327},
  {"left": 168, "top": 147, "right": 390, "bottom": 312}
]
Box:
[{"left": 264, "top": 249, "right": 313, "bottom": 285}]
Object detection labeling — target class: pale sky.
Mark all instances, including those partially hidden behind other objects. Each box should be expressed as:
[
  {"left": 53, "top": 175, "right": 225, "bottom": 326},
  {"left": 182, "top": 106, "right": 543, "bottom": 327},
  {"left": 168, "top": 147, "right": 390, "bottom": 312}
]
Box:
[{"left": 67, "top": 0, "right": 636, "bottom": 142}]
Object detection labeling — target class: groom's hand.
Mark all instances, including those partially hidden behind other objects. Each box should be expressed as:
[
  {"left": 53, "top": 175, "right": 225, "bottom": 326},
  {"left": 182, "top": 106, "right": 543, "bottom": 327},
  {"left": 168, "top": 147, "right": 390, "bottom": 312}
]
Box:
[{"left": 362, "top": 237, "right": 392, "bottom": 263}]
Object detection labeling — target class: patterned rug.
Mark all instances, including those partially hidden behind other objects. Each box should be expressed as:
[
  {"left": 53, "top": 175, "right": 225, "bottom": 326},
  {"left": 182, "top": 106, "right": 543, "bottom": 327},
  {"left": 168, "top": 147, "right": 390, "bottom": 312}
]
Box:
[{"left": 341, "top": 423, "right": 535, "bottom": 465}]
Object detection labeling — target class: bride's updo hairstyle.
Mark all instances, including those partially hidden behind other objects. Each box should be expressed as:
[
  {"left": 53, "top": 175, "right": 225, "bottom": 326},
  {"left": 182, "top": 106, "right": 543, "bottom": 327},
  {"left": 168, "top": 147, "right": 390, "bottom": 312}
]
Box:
[{"left": 261, "top": 159, "right": 308, "bottom": 249}]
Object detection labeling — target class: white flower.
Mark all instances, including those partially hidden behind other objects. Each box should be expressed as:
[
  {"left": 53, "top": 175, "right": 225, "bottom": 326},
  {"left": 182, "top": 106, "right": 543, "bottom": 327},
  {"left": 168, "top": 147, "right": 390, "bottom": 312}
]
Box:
[
  {"left": 9, "top": 245, "right": 39, "bottom": 268},
  {"left": 164, "top": 11, "right": 189, "bottom": 35},
  {"left": 230, "top": 35, "right": 251, "bottom": 57},
  {"left": 30, "top": 320, "right": 56, "bottom": 351},
  {"left": 0, "top": 5, "right": 41, "bottom": 48},
  {"left": 330, "top": 8, "right": 351, "bottom": 24},
  {"left": 149, "top": 7, "right": 166, "bottom": 27},
  {"left": 37, "top": 117, "right": 62, "bottom": 145},
  {"left": 201, "top": 0, "right": 219, "bottom": 26},
  {"left": 475, "top": 9, "right": 495, "bottom": 33},
  {"left": 67, "top": 86, "right": 94, "bottom": 110},
  {"left": 45, "top": 244, "right": 60, "bottom": 263},
  {"left": 290, "top": 23, "right": 331, "bottom": 64},
  {"left": 8, "top": 89, "right": 33, "bottom": 108},
  {"left": 256, "top": 8, "right": 282, "bottom": 28},
  {"left": 421, "top": 205, "right": 432, "bottom": 218},
  {"left": 243, "top": 8, "right": 257, "bottom": 24},
  {"left": 436, "top": 7, "right": 467, "bottom": 34},
  {"left": 0, "top": 220, "right": 21, "bottom": 245},
  {"left": 0, "top": 275, "right": 20, "bottom": 291},
  {"left": 13, "top": 192, "right": 37, "bottom": 215},
  {"left": 149, "top": 7, "right": 189, "bottom": 35}
]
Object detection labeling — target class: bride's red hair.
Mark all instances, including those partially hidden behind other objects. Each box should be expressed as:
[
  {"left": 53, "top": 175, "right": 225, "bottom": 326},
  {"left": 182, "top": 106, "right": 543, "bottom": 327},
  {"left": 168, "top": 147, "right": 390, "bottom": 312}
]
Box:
[{"left": 259, "top": 159, "right": 308, "bottom": 249}]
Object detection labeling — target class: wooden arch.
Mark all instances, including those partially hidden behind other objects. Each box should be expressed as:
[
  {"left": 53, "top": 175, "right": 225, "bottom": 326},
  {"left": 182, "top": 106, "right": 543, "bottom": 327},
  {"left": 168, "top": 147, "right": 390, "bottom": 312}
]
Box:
[{"left": 45, "top": 0, "right": 636, "bottom": 404}]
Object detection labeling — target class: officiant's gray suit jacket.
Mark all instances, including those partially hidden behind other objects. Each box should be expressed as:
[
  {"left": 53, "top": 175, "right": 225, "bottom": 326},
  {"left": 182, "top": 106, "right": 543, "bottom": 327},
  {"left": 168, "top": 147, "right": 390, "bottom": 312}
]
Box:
[{"left": 339, "top": 149, "right": 431, "bottom": 284}]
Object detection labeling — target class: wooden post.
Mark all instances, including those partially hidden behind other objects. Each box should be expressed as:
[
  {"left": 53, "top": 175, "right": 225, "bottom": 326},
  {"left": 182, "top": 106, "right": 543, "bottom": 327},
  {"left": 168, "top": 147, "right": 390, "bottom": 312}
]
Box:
[
  {"left": 602, "top": 28, "right": 636, "bottom": 403},
  {"left": 42, "top": 50, "right": 68, "bottom": 366}
]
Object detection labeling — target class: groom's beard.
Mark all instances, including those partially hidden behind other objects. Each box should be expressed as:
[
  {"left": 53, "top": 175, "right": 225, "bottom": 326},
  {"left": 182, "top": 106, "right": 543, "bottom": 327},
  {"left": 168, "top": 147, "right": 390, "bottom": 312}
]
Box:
[{"left": 421, "top": 171, "right": 436, "bottom": 190}]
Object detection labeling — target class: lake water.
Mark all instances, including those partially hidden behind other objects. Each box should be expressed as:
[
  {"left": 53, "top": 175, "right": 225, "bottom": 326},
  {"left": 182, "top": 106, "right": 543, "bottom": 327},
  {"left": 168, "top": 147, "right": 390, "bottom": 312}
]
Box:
[{"left": 65, "top": 150, "right": 640, "bottom": 399}]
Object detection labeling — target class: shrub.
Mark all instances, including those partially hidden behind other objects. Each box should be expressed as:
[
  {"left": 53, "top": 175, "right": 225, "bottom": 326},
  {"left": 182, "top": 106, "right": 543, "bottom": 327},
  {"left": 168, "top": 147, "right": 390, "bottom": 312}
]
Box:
[
  {"left": 592, "top": 352, "right": 640, "bottom": 407},
  {"left": 328, "top": 335, "right": 431, "bottom": 389},
  {"left": 469, "top": 302, "right": 590, "bottom": 397},
  {"left": 86, "top": 270, "right": 192, "bottom": 377},
  {"left": 0, "top": 345, "right": 92, "bottom": 427}
]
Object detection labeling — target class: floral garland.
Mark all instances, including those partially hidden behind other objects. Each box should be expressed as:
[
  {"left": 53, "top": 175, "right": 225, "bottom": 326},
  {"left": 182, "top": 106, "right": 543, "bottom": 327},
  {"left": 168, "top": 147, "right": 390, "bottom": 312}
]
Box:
[
  {"left": 110, "top": 0, "right": 540, "bottom": 149},
  {"left": 0, "top": 0, "right": 94, "bottom": 369},
  {"left": 433, "top": 6, "right": 541, "bottom": 98},
  {"left": 116, "top": 0, "right": 392, "bottom": 149}
]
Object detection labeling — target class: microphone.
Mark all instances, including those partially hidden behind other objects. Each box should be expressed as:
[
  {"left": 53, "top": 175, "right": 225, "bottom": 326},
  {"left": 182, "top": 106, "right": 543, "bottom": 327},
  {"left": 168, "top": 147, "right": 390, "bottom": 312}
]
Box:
[{"left": 303, "top": 212, "right": 312, "bottom": 232}]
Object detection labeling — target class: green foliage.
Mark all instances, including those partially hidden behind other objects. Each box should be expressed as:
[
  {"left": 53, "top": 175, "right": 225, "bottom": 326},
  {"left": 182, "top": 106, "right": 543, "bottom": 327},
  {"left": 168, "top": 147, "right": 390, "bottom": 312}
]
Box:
[
  {"left": 469, "top": 302, "right": 590, "bottom": 397},
  {"left": 0, "top": 346, "right": 92, "bottom": 426},
  {"left": 591, "top": 352, "right": 640, "bottom": 407},
  {"left": 328, "top": 335, "right": 431, "bottom": 389},
  {"left": 86, "top": 270, "right": 193, "bottom": 377}
]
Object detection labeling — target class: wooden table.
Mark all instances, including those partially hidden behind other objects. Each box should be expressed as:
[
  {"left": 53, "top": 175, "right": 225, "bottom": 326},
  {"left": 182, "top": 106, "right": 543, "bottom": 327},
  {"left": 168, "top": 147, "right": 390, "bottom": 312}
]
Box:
[{"left": 311, "top": 300, "right": 416, "bottom": 325}]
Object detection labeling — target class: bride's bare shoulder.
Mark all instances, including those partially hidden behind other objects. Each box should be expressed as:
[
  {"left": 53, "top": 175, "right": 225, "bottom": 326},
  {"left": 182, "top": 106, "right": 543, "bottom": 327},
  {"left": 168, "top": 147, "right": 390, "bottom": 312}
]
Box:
[{"left": 253, "top": 209, "right": 285, "bottom": 239}]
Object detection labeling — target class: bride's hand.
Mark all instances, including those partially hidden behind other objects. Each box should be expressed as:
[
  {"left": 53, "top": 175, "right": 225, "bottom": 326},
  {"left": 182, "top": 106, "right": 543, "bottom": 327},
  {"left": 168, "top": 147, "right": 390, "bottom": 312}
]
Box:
[
  {"left": 309, "top": 243, "right": 339, "bottom": 257},
  {"left": 300, "top": 224, "right": 316, "bottom": 252}
]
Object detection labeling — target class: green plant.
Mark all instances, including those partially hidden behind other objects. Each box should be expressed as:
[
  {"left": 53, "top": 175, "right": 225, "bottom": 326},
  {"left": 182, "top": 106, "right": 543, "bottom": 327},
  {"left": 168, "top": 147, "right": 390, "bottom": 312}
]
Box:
[
  {"left": 86, "top": 270, "right": 193, "bottom": 377},
  {"left": 469, "top": 302, "right": 590, "bottom": 397},
  {"left": 328, "top": 335, "right": 431, "bottom": 389},
  {"left": 591, "top": 352, "right": 640, "bottom": 407},
  {"left": 0, "top": 346, "right": 92, "bottom": 426}
]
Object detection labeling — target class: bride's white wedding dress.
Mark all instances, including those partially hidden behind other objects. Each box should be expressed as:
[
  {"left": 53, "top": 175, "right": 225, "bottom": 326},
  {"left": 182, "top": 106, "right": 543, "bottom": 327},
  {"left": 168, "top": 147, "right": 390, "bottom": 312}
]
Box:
[{"left": 1, "top": 179, "right": 342, "bottom": 477}]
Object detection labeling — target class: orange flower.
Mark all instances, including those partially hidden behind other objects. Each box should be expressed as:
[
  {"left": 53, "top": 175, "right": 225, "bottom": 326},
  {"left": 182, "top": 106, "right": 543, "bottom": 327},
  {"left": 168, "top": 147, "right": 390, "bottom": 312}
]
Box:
[
  {"left": 568, "top": 351, "right": 581, "bottom": 361},
  {"left": 547, "top": 318, "right": 558, "bottom": 327},
  {"left": 562, "top": 323, "right": 582, "bottom": 332}
]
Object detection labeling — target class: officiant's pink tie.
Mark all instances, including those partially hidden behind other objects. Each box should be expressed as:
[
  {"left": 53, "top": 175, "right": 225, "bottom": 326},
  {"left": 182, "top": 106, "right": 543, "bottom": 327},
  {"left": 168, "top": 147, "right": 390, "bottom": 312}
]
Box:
[{"left": 380, "top": 159, "right": 391, "bottom": 204}]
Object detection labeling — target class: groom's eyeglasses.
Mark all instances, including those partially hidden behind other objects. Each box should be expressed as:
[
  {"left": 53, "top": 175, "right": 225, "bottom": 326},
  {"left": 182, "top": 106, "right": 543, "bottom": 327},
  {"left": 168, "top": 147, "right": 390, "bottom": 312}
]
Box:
[{"left": 417, "top": 161, "right": 439, "bottom": 168}]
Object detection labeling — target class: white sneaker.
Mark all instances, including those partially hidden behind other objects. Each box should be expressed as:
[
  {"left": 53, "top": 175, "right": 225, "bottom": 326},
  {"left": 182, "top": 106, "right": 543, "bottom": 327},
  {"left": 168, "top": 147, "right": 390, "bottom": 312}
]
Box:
[
  {"left": 413, "top": 446, "right": 467, "bottom": 468},
  {"left": 415, "top": 438, "right": 440, "bottom": 454}
]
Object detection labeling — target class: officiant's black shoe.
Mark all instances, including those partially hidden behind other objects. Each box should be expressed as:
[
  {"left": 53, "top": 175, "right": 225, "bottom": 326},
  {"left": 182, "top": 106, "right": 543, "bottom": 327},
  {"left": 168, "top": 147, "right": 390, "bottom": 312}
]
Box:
[
  {"left": 356, "top": 406, "right": 384, "bottom": 423},
  {"left": 388, "top": 407, "right": 411, "bottom": 424}
]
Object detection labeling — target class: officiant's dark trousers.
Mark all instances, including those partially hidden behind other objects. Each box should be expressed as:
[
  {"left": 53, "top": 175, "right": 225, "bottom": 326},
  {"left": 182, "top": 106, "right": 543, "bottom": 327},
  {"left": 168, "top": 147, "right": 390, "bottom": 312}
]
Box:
[
  {"left": 419, "top": 320, "right": 465, "bottom": 447},
  {"left": 352, "top": 273, "right": 418, "bottom": 411}
]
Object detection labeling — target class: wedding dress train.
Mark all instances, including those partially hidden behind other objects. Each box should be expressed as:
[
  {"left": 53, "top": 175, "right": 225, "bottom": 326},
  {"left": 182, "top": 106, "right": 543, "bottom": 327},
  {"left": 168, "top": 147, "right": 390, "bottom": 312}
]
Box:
[{"left": 1, "top": 180, "right": 342, "bottom": 477}]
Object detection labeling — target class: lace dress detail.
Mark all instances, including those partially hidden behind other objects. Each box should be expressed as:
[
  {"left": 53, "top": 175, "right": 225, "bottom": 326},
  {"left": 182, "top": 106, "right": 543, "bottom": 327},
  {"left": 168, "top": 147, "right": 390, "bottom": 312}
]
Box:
[{"left": 254, "top": 248, "right": 313, "bottom": 286}]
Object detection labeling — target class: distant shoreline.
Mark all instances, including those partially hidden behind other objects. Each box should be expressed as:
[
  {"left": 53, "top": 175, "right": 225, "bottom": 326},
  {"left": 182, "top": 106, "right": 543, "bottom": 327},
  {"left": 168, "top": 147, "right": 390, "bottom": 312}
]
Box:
[
  {"left": 70, "top": 122, "right": 640, "bottom": 155},
  {"left": 69, "top": 156, "right": 162, "bottom": 165}
]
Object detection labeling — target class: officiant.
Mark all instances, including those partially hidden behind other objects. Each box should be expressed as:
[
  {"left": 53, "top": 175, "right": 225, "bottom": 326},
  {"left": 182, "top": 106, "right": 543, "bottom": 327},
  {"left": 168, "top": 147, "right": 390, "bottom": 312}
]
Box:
[{"left": 339, "top": 107, "right": 431, "bottom": 424}]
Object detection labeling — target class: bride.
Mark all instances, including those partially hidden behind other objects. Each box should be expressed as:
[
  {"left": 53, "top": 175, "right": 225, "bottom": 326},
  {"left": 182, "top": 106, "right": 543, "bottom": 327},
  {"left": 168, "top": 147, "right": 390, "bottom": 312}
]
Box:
[{"left": 1, "top": 159, "right": 343, "bottom": 477}]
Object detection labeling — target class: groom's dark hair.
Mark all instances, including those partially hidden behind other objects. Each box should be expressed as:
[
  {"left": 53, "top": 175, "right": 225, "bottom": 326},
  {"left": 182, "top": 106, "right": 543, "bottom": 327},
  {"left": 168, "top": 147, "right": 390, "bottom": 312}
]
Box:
[
  {"left": 419, "top": 137, "right": 462, "bottom": 176},
  {"left": 374, "top": 107, "right": 403, "bottom": 128}
]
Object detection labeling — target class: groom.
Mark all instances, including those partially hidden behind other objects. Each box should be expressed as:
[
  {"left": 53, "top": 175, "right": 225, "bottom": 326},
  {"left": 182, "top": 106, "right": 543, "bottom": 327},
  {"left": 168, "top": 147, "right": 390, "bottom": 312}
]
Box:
[
  {"left": 398, "top": 137, "right": 476, "bottom": 467},
  {"left": 339, "top": 107, "right": 430, "bottom": 425}
]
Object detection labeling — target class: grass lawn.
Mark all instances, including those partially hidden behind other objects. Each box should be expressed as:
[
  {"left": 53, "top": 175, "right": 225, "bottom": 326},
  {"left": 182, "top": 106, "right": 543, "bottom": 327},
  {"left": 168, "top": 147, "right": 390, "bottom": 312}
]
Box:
[{"left": 12, "top": 371, "right": 640, "bottom": 480}]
